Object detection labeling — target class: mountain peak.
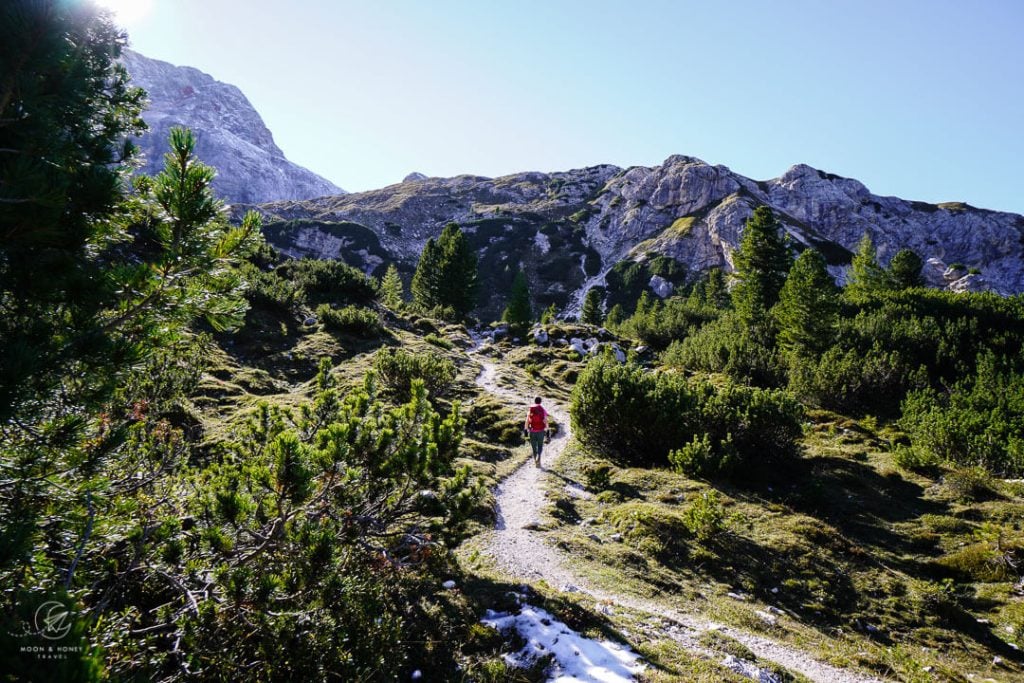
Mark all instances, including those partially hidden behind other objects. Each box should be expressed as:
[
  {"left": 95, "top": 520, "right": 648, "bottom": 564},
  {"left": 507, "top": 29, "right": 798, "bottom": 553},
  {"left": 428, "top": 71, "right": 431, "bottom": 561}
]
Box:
[{"left": 121, "top": 50, "right": 344, "bottom": 204}]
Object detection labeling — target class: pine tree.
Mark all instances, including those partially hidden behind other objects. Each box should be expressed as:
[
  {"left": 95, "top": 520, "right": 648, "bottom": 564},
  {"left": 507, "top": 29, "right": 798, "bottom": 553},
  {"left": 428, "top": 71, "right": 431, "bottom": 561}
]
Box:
[
  {"left": 605, "top": 304, "right": 625, "bottom": 329},
  {"left": 635, "top": 290, "right": 654, "bottom": 318},
  {"left": 888, "top": 248, "right": 924, "bottom": 289},
  {"left": 502, "top": 270, "right": 532, "bottom": 328},
  {"left": 411, "top": 237, "right": 442, "bottom": 310},
  {"left": 847, "top": 232, "right": 888, "bottom": 298},
  {"left": 774, "top": 249, "right": 839, "bottom": 357},
  {"left": 380, "top": 263, "right": 404, "bottom": 309},
  {"left": 410, "top": 223, "right": 478, "bottom": 318},
  {"left": 437, "top": 222, "right": 479, "bottom": 317},
  {"left": 731, "top": 206, "right": 793, "bottom": 323},
  {"left": 702, "top": 267, "right": 731, "bottom": 309},
  {"left": 581, "top": 288, "right": 604, "bottom": 326}
]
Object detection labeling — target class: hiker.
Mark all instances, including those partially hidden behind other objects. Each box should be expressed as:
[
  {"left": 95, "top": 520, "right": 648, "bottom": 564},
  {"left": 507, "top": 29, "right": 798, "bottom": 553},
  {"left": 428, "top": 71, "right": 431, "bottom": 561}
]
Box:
[{"left": 525, "top": 397, "right": 548, "bottom": 466}]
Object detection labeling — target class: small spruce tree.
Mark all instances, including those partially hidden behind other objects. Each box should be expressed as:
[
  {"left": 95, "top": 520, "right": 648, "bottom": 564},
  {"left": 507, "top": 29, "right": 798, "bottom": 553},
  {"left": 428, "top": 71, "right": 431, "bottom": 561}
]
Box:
[
  {"left": 888, "top": 248, "right": 925, "bottom": 289},
  {"left": 502, "top": 270, "right": 532, "bottom": 328},
  {"left": 846, "top": 232, "right": 887, "bottom": 298},
  {"left": 411, "top": 223, "right": 478, "bottom": 318},
  {"left": 773, "top": 248, "right": 839, "bottom": 357},
  {"left": 581, "top": 288, "right": 604, "bottom": 326},
  {"left": 380, "top": 263, "right": 404, "bottom": 309},
  {"left": 437, "top": 223, "right": 479, "bottom": 318},
  {"left": 411, "top": 237, "right": 442, "bottom": 310},
  {"left": 731, "top": 206, "right": 792, "bottom": 324}
]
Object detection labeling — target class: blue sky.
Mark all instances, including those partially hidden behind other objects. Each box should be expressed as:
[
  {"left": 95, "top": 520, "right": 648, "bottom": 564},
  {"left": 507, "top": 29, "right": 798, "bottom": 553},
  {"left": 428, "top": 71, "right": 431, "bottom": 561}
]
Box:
[{"left": 111, "top": 0, "right": 1023, "bottom": 213}]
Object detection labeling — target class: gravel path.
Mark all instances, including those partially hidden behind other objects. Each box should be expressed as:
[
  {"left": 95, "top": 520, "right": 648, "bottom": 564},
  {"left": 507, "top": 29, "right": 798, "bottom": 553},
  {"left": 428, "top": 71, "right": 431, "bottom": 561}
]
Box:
[{"left": 473, "top": 355, "right": 885, "bottom": 683}]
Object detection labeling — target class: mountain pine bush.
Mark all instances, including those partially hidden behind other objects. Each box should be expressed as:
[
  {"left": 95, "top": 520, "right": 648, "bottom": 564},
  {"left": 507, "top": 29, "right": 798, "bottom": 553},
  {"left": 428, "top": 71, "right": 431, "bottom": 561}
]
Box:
[
  {"left": 570, "top": 356, "right": 803, "bottom": 474},
  {"left": 374, "top": 347, "right": 457, "bottom": 401}
]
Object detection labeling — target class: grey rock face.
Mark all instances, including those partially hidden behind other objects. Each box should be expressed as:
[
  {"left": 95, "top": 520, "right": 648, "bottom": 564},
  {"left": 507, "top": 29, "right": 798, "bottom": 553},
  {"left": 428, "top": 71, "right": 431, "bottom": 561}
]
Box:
[
  {"left": 121, "top": 50, "right": 343, "bottom": 204},
  {"left": 251, "top": 154, "right": 1024, "bottom": 314}
]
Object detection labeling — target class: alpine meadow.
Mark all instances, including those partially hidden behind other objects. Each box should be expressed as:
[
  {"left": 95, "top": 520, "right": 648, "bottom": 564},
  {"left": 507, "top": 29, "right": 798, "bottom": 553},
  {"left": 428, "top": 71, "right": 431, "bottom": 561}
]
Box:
[{"left": 2, "top": 2, "right": 1024, "bottom": 682}]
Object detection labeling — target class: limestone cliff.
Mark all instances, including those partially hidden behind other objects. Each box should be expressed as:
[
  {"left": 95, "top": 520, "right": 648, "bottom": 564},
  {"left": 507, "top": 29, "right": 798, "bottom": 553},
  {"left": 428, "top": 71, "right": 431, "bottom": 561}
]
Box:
[{"left": 121, "top": 50, "right": 342, "bottom": 204}]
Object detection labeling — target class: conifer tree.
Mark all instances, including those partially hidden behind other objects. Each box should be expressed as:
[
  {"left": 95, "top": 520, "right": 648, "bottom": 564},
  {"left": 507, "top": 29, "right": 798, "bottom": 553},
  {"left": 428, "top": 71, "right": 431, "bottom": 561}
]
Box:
[
  {"left": 605, "top": 303, "right": 625, "bottom": 329},
  {"left": 410, "top": 223, "right": 478, "bottom": 318},
  {"left": 847, "top": 232, "right": 888, "bottom": 298},
  {"left": 411, "top": 237, "right": 442, "bottom": 310},
  {"left": 888, "top": 248, "right": 924, "bottom": 289},
  {"left": 540, "top": 303, "right": 558, "bottom": 324},
  {"left": 380, "top": 263, "right": 404, "bottom": 309},
  {"left": 703, "top": 267, "right": 731, "bottom": 309},
  {"left": 437, "top": 222, "right": 479, "bottom": 317},
  {"left": 774, "top": 248, "right": 839, "bottom": 357},
  {"left": 581, "top": 288, "right": 604, "bottom": 326},
  {"left": 635, "top": 290, "right": 654, "bottom": 318},
  {"left": 731, "top": 206, "right": 792, "bottom": 323},
  {"left": 502, "top": 270, "right": 532, "bottom": 328}
]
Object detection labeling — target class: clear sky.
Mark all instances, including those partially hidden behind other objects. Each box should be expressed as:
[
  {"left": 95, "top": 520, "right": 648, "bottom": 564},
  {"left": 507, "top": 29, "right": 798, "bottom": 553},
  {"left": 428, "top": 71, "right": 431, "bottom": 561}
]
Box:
[{"left": 102, "top": 0, "right": 1023, "bottom": 213}]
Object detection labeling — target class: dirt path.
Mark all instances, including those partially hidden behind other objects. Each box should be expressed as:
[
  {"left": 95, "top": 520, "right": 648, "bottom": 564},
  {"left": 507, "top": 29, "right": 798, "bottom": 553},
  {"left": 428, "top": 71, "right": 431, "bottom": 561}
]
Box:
[{"left": 472, "top": 354, "right": 885, "bottom": 683}]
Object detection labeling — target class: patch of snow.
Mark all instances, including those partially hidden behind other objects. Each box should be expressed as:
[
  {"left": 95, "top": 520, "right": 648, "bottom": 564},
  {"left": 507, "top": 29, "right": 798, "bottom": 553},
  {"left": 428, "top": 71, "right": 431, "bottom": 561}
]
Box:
[
  {"left": 482, "top": 604, "right": 644, "bottom": 682},
  {"left": 535, "top": 231, "right": 552, "bottom": 254}
]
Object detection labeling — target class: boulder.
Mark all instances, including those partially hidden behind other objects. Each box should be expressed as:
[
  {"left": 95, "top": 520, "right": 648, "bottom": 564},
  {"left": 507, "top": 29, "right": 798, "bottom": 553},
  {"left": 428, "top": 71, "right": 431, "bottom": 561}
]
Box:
[
  {"left": 649, "top": 274, "right": 674, "bottom": 298},
  {"left": 533, "top": 328, "right": 549, "bottom": 344}
]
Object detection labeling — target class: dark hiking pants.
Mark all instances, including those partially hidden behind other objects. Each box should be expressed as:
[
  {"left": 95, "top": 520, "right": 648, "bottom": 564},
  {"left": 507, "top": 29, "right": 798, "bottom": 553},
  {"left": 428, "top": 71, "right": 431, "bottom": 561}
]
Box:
[{"left": 529, "top": 431, "right": 545, "bottom": 459}]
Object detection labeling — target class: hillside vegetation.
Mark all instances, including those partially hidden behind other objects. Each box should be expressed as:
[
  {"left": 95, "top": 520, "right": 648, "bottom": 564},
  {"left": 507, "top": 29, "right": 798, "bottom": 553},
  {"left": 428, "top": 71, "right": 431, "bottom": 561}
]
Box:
[{"left": 2, "top": 3, "right": 1023, "bottom": 682}]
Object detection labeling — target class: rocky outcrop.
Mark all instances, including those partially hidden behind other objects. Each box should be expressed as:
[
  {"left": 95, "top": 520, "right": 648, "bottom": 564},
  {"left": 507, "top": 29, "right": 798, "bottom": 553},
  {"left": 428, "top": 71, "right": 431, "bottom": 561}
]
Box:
[
  {"left": 121, "top": 50, "right": 343, "bottom": 204},
  {"left": 249, "top": 154, "right": 1024, "bottom": 317}
]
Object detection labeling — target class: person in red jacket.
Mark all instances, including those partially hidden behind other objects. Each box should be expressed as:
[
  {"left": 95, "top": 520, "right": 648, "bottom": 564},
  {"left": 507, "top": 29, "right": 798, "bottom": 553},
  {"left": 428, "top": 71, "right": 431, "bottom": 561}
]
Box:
[{"left": 525, "top": 397, "right": 548, "bottom": 466}]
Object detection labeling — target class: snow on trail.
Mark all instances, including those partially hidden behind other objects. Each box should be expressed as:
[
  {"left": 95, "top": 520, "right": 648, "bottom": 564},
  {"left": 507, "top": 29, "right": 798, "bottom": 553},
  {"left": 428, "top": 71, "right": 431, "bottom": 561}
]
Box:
[
  {"left": 471, "top": 352, "right": 886, "bottom": 683},
  {"left": 482, "top": 604, "right": 644, "bottom": 682}
]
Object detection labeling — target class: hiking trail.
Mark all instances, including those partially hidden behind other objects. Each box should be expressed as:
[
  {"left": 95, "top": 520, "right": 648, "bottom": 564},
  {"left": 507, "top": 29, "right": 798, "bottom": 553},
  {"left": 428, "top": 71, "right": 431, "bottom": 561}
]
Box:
[{"left": 471, "top": 351, "right": 885, "bottom": 683}]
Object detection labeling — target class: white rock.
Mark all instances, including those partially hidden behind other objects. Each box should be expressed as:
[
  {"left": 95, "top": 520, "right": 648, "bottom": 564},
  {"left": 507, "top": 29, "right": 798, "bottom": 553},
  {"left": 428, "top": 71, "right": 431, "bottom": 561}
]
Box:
[
  {"left": 442, "top": 580, "right": 456, "bottom": 590},
  {"left": 533, "top": 328, "right": 549, "bottom": 344},
  {"left": 649, "top": 274, "right": 674, "bottom": 298}
]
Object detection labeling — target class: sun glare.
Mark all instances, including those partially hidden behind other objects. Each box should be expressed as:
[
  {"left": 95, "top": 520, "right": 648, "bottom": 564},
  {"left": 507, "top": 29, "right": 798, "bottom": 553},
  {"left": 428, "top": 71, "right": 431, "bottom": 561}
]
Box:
[{"left": 93, "top": 0, "right": 154, "bottom": 27}]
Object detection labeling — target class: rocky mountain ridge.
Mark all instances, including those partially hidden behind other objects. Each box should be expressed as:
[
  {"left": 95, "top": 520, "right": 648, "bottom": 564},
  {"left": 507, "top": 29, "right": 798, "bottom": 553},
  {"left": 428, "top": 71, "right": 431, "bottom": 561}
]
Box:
[
  {"left": 121, "top": 50, "right": 343, "bottom": 204},
  {"left": 247, "top": 155, "right": 1024, "bottom": 318}
]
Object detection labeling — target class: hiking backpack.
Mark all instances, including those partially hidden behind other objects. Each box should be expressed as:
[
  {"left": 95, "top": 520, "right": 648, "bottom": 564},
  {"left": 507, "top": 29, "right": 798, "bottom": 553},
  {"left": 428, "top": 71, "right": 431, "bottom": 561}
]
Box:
[{"left": 528, "top": 405, "right": 546, "bottom": 431}]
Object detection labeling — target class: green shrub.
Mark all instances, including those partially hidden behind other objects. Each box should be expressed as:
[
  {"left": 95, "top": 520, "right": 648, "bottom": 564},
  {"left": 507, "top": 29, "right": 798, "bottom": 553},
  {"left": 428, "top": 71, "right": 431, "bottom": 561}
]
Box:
[
  {"left": 374, "top": 347, "right": 456, "bottom": 400},
  {"left": 283, "top": 258, "right": 378, "bottom": 306},
  {"left": 942, "top": 466, "right": 995, "bottom": 501},
  {"left": 569, "top": 358, "right": 697, "bottom": 466},
  {"left": 316, "top": 303, "right": 381, "bottom": 336},
  {"left": 899, "top": 354, "right": 1024, "bottom": 475},
  {"left": 615, "top": 295, "right": 717, "bottom": 350},
  {"left": 891, "top": 443, "right": 939, "bottom": 471},
  {"left": 424, "top": 333, "right": 453, "bottom": 349},
  {"left": 665, "top": 312, "right": 785, "bottom": 387},
  {"left": 241, "top": 261, "right": 302, "bottom": 315},
  {"left": 787, "top": 344, "right": 928, "bottom": 416},
  {"left": 570, "top": 356, "right": 803, "bottom": 474},
  {"left": 670, "top": 433, "right": 735, "bottom": 478},
  {"left": 682, "top": 490, "right": 727, "bottom": 543}
]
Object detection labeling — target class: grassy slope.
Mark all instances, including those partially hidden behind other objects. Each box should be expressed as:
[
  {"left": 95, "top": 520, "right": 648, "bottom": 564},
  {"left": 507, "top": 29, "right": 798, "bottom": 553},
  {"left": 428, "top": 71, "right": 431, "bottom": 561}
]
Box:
[{"left": 192, "top": 305, "right": 1024, "bottom": 681}]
